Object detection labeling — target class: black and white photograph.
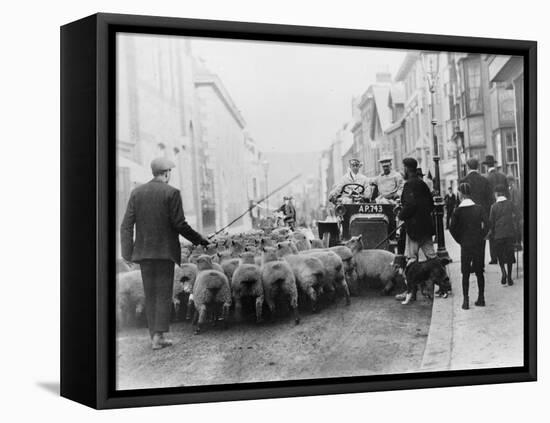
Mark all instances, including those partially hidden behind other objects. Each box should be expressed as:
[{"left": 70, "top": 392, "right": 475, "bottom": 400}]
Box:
[{"left": 115, "top": 32, "right": 527, "bottom": 391}]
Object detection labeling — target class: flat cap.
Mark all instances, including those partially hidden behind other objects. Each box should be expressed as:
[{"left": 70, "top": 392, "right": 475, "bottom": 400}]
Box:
[
  {"left": 379, "top": 155, "right": 392, "bottom": 164},
  {"left": 151, "top": 157, "right": 176, "bottom": 174},
  {"left": 402, "top": 157, "right": 418, "bottom": 169}
]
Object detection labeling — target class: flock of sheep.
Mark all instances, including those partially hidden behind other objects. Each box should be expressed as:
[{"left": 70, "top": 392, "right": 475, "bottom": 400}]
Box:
[{"left": 116, "top": 227, "right": 406, "bottom": 334}]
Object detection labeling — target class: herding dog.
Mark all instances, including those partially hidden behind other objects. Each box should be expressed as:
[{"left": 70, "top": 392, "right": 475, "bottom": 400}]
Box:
[{"left": 401, "top": 257, "right": 452, "bottom": 305}]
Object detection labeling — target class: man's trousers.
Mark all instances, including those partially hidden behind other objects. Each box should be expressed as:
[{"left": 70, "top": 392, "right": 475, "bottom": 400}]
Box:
[{"left": 139, "top": 259, "right": 174, "bottom": 337}]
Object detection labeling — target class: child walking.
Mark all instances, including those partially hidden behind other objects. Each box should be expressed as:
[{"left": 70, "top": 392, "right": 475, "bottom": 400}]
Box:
[
  {"left": 488, "top": 184, "right": 519, "bottom": 286},
  {"left": 449, "top": 182, "right": 489, "bottom": 310}
]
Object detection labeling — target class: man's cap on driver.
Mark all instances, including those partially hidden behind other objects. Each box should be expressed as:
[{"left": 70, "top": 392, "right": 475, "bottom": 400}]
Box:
[
  {"left": 379, "top": 156, "right": 392, "bottom": 165},
  {"left": 349, "top": 158, "right": 362, "bottom": 165}
]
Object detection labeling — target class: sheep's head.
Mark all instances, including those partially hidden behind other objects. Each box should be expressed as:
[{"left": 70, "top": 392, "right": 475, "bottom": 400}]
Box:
[
  {"left": 196, "top": 255, "right": 214, "bottom": 271},
  {"left": 345, "top": 235, "right": 364, "bottom": 253},
  {"left": 240, "top": 251, "right": 256, "bottom": 264}
]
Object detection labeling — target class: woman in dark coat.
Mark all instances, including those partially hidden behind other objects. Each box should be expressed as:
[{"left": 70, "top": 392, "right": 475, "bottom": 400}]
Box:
[
  {"left": 449, "top": 182, "right": 489, "bottom": 309},
  {"left": 488, "top": 184, "right": 519, "bottom": 286}
]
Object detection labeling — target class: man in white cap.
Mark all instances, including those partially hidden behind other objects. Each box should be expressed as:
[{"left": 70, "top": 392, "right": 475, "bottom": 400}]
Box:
[
  {"left": 375, "top": 156, "right": 403, "bottom": 201},
  {"left": 120, "top": 157, "right": 210, "bottom": 350},
  {"left": 328, "top": 157, "right": 374, "bottom": 203}
]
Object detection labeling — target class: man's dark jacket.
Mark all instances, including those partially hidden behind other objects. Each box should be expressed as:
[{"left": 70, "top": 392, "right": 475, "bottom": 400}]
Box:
[
  {"left": 120, "top": 180, "right": 206, "bottom": 265},
  {"left": 398, "top": 175, "right": 435, "bottom": 241},
  {"left": 460, "top": 171, "right": 493, "bottom": 217},
  {"left": 486, "top": 168, "right": 509, "bottom": 198}
]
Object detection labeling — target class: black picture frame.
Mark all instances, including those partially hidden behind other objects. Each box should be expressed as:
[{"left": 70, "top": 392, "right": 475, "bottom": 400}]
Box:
[{"left": 60, "top": 12, "right": 537, "bottom": 409}]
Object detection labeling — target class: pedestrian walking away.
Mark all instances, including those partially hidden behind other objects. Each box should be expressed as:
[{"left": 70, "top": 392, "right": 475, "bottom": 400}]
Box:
[
  {"left": 449, "top": 182, "right": 489, "bottom": 309},
  {"left": 444, "top": 187, "right": 457, "bottom": 229},
  {"left": 487, "top": 184, "right": 520, "bottom": 286},
  {"left": 483, "top": 155, "right": 509, "bottom": 264},
  {"left": 120, "top": 157, "right": 210, "bottom": 350},
  {"left": 460, "top": 157, "right": 493, "bottom": 266}
]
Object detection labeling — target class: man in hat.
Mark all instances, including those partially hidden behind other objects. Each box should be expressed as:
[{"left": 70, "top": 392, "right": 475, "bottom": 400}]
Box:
[
  {"left": 375, "top": 156, "right": 403, "bottom": 201},
  {"left": 277, "top": 195, "right": 297, "bottom": 230},
  {"left": 120, "top": 157, "right": 210, "bottom": 350},
  {"left": 484, "top": 155, "right": 509, "bottom": 198},
  {"left": 398, "top": 157, "right": 437, "bottom": 263},
  {"left": 328, "top": 157, "right": 373, "bottom": 203},
  {"left": 460, "top": 157, "right": 494, "bottom": 265}
]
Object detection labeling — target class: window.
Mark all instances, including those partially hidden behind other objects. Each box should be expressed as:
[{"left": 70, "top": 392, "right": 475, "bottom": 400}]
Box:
[
  {"left": 505, "top": 129, "right": 519, "bottom": 178},
  {"left": 464, "top": 59, "right": 482, "bottom": 115}
]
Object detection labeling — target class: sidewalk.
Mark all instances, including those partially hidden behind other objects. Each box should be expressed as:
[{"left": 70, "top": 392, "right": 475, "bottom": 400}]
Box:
[{"left": 421, "top": 231, "right": 524, "bottom": 371}]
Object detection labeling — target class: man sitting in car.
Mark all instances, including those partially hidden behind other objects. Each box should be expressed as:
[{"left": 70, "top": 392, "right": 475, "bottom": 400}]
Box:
[
  {"left": 328, "top": 157, "right": 375, "bottom": 204},
  {"left": 375, "top": 156, "right": 404, "bottom": 203}
]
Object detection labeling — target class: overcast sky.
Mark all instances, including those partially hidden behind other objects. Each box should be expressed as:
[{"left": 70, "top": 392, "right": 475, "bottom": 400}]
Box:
[{"left": 191, "top": 37, "right": 408, "bottom": 154}]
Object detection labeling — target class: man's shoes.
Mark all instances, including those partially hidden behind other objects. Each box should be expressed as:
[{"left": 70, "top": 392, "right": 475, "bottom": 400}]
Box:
[
  {"left": 508, "top": 277, "right": 514, "bottom": 286},
  {"left": 475, "top": 298, "right": 486, "bottom": 307},
  {"left": 489, "top": 260, "right": 498, "bottom": 265},
  {"left": 159, "top": 334, "right": 173, "bottom": 347},
  {"left": 462, "top": 297, "right": 469, "bottom": 310},
  {"left": 151, "top": 333, "right": 172, "bottom": 350},
  {"left": 501, "top": 276, "right": 507, "bottom": 285}
]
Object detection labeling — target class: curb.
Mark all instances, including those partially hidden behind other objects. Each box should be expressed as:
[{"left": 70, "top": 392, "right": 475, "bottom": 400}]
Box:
[{"left": 419, "top": 258, "right": 461, "bottom": 371}]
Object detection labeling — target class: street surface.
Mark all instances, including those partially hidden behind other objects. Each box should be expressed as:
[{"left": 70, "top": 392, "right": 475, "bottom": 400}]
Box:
[{"left": 116, "top": 290, "right": 432, "bottom": 390}]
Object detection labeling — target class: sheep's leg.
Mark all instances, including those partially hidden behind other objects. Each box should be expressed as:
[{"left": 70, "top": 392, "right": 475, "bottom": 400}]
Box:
[
  {"left": 339, "top": 278, "right": 351, "bottom": 306},
  {"left": 289, "top": 292, "right": 300, "bottom": 325},
  {"left": 172, "top": 298, "right": 181, "bottom": 321},
  {"left": 191, "top": 308, "right": 198, "bottom": 326},
  {"left": 221, "top": 303, "right": 231, "bottom": 329},
  {"left": 255, "top": 295, "right": 264, "bottom": 323},
  {"left": 265, "top": 294, "right": 276, "bottom": 323},
  {"left": 307, "top": 286, "right": 318, "bottom": 312},
  {"left": 185, "top": 298, "right": 195, "bottom": 321},
  {"left": 233, "top": 297, "right": 244, "bottom": 323},
  {"left": 194, "top": 304, "right": 207, "bottom": 335}
]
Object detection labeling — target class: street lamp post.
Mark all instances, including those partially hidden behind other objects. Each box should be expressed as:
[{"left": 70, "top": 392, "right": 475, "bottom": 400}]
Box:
[
  {"left": 421, "top": 51, "right": 451, "bottom": 261},
  {"left": 262, "top": 160, "right": 269, "bottom": 218}
]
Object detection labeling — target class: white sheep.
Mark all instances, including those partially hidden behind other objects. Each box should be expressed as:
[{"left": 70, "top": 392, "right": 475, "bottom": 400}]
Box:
[
  {"left": 192, "top": 255, "right": 232, "bottom": 334},
  {"left": 231, "top": 252, "right": 264, "bottom": 323},
  {"left": 261, "top": 247, "right": 300, "bottom": 324}
]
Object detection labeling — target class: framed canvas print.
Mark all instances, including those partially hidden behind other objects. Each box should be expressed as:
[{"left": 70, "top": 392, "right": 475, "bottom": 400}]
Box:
[{"left": 60, "top": 13, "right": 537, "bottom": 409}]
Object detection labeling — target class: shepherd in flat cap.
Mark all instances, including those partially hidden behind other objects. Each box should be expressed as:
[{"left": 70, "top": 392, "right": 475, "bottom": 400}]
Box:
[
  {"left": 328, "top": 157, "right": 374, "bottom": 203},
  {"left": 375, "top": 156, "right": 403, "bottom": 202},
  {"left": 278, "top": 195, "right": 297, "bottom": 230},
  {"left": 120, "top": 156, "right": 210, "bottom": 350}
]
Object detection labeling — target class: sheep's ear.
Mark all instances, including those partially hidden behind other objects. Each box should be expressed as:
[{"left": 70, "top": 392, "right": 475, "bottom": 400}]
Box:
[
  {"left": 231, "top": 240, "right": 236, "bottom": 246},
  {"left": 277, "top": 243, "right": 282, "bottom": 249},
  {"left": 357, "top": 234, "right": 362, "bottom": 240},
  {"left": 261, "top": 246, "right": 267, "bottom": 252},
  {"left": 217, "top": 252, "right": 222, "bottom": 258}
]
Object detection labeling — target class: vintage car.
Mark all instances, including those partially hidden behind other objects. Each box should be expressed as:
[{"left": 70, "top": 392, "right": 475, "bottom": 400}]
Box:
[{"left": 318, "top": 183, "right": 400, "bottom": 251}]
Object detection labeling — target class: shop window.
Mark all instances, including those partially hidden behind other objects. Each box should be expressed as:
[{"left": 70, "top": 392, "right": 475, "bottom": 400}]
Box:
[{"left": 464, "top": 58, "right": 482, "bottom": 115}]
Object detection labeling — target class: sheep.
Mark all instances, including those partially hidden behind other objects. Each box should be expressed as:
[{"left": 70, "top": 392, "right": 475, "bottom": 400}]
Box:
[
  {"left": 215, "top": 250, "right": 241, "bottom": 283},
  {"left": 344, "top": 235, "right": 405, "bottom": 295},
  {"left": 299, "top": 248, "right": 351, "bottom": 306},
  {"left": 291, "top": 231, "right": 312, "bottom": 251},
  {"left": 192, "top": 255, "right": 232, "bottom": 334},
  {"left": 231, "top": 252, "right": 264, "bottom": 323},
  {"left": 116, "top": 270, "right": 146, "bottom": 327},
  {"left": 276, "top": 241, "right": 326, "bottom": 312},
  {"left": 261, "top": 247, "right": 300, "bottom": 324}
]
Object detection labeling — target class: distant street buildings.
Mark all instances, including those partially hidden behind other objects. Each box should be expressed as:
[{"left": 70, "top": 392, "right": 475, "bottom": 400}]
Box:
[{"left": 323, "top": 51, "right": 524, "bottom": 203}]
